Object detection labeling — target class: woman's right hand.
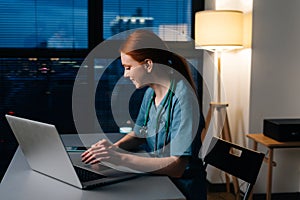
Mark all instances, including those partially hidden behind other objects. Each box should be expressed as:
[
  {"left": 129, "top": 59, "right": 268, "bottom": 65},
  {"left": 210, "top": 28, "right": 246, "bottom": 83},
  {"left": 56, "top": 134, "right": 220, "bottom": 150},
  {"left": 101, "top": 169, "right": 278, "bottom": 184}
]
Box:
[{"left": 81, "top": 139, "right": 122, "bottom": 165}]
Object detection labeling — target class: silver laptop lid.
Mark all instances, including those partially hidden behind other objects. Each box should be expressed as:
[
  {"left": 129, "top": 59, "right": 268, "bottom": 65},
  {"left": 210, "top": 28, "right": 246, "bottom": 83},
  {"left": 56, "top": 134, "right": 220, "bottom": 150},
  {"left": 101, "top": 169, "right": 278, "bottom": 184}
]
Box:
[{"left": 5, "top": 115, "right": 83, "bottom": 188}]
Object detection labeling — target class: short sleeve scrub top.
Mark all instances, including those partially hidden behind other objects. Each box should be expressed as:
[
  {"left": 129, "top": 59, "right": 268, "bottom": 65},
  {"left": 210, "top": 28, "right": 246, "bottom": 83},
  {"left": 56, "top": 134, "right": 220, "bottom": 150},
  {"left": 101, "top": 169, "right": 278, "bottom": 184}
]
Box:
[{"left": 133, "top": 79, "right": 207, "bottom": 200}]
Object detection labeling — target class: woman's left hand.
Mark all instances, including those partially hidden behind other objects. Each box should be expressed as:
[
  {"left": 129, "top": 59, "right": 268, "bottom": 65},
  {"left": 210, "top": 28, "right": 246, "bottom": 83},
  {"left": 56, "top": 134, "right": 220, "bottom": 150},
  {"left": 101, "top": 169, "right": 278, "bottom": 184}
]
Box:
[{"left": 81, "top": 139, "right": 121, "bottom": 165}]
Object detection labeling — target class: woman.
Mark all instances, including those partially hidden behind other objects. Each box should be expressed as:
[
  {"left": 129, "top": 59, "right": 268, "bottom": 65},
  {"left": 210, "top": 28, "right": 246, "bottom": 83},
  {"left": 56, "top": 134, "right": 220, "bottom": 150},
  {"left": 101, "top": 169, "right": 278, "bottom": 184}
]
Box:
[{"left": 81, "top": 29, "right": 207, "bottom": 200}]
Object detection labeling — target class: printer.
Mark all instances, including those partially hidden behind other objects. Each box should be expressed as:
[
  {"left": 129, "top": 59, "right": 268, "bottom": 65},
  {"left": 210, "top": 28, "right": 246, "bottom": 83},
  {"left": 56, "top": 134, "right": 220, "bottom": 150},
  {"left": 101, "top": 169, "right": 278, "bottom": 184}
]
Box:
[{"left": 263, "top": 119, "right": 300, "bottom": 142}]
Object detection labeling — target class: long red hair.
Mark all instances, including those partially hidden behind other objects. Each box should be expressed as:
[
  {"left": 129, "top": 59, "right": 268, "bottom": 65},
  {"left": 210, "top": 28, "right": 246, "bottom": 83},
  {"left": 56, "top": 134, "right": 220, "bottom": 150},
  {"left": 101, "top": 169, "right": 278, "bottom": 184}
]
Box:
[{"left": 119, "top": 29, "right": 197, "bottom": 94}]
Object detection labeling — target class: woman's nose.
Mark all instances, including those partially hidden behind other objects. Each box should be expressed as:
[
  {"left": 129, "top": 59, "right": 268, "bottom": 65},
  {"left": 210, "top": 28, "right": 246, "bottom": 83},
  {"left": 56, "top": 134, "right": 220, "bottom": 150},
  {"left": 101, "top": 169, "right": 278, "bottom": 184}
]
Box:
[{"left": 123, "top": 70, "right": 129, "bottom": 78}]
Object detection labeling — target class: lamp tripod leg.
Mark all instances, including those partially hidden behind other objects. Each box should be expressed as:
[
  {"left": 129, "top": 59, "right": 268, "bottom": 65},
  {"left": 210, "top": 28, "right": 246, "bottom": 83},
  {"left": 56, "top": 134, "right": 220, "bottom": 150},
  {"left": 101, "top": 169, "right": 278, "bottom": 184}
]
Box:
[
  {"left": 202, "top": 102, "right": 240, "bottom": 198},
  {"left": 221, "top": 111, "right": 240, "bottom": 199}
]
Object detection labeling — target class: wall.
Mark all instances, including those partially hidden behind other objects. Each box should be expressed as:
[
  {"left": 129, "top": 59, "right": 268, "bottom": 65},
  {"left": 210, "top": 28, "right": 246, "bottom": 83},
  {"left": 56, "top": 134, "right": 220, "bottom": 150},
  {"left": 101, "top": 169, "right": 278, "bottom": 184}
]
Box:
[
  {"left": 202, "top": 0, "right": 300, "bottom": 194},
  {"left": 250, "top": 0, "right": 300, "bottom": 193}
]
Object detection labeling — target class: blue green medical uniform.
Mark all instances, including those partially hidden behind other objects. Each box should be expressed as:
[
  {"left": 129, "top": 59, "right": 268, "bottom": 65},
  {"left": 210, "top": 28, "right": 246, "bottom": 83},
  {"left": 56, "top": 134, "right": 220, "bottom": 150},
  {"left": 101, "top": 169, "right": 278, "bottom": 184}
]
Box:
[{"left": 133, "top": 80, "right": 207, "bottom": 200}]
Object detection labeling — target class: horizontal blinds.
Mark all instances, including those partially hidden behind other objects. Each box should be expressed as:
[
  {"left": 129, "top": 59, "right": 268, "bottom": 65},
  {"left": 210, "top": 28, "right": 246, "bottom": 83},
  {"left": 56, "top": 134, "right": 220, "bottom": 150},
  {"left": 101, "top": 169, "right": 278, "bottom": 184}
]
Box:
[
  {"left": 0, "top": 0, "right": 88, "bottom": 49},
  {"left": 0, "top": 0, "right": 192, "bottom": 49},
  {"left": 103, "top": 0, "right": 191, "bottom": 41}
]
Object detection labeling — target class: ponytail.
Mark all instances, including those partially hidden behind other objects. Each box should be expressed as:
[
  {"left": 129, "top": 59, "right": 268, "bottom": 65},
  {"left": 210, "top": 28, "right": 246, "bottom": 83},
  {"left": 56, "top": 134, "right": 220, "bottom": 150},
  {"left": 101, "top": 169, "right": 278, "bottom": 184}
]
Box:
[{"left": 169, "top": 52, "right": 197, "bottom": 96}]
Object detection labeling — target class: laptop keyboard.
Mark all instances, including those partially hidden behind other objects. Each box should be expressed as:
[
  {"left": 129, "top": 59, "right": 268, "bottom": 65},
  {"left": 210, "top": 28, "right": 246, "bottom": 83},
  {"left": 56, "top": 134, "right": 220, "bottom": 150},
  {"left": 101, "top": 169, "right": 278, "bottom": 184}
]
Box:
[{"left": 74, "top": 166, "right": 106, "bottom": 182}]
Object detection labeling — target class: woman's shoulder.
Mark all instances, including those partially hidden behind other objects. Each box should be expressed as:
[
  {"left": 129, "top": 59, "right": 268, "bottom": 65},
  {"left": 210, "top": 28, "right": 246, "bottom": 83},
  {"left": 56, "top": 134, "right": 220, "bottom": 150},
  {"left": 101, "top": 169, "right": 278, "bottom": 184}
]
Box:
[
  {"left": 143, "top": 87, "right": 154, "bottom": 99},
  {"left": 174, "top": 80, "right": 195, "bottom": 97}
]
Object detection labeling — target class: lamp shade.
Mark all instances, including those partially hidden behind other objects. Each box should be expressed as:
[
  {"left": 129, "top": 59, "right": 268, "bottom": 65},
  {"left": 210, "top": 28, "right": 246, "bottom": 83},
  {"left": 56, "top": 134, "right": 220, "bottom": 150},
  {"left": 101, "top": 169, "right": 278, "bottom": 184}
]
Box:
[{"left": 195, "top": 10, "right": 243, "bottom": 51}]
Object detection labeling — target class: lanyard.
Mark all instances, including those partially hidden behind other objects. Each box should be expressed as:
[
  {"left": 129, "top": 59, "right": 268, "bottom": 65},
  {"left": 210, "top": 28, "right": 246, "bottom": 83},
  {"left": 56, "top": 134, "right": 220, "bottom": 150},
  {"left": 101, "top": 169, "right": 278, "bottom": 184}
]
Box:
[{"left": 140, "top": 80, "right": 175, "bottom": 155}]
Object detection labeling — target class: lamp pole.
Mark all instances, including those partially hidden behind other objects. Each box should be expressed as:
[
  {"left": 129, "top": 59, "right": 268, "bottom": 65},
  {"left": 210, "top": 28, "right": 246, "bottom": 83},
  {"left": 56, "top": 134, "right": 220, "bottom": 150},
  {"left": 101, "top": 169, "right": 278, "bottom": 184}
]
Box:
[
  {"left": 195, "top": 9, "right": 244, "bottom": 198},
  {"left": 217, "top": 51, "right": 221, "bottom": 103}
]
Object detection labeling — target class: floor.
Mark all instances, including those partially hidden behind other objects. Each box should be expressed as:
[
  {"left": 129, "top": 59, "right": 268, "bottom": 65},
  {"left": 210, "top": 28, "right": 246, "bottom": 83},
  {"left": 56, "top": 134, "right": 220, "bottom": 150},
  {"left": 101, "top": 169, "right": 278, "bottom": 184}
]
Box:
[
  {"left": 207, "top": 181, "right": 238, "bottom": 200},
  {"left": 207, "top": 192, "right": 236, "bottom": 200}
]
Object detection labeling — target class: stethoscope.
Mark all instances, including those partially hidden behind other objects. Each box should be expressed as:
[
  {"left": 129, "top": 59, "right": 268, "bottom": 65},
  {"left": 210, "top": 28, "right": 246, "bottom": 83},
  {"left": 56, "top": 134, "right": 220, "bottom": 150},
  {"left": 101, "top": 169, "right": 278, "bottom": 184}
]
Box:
[{"left": 139, "top": 79, "right": 176, "bottom": 155}]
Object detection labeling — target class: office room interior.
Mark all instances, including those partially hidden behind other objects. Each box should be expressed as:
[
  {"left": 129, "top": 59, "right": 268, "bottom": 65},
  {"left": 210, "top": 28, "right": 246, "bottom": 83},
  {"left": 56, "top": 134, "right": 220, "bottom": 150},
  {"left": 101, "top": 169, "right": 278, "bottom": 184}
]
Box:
[{"left": 0, "top": 0, "right": 299, "bottom": 200}]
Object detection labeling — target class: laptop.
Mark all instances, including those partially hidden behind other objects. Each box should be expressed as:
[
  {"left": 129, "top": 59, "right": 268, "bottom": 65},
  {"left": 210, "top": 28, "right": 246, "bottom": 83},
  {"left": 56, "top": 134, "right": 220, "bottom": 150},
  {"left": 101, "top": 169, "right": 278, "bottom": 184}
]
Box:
[{"left": 5, "top": 114, "right": 139, "bottom": 189}]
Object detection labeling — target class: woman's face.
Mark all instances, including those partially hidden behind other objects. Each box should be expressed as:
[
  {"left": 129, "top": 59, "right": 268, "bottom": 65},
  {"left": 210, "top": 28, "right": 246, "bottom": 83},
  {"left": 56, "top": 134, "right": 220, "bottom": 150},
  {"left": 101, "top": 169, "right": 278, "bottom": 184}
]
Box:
[{"left": 121, "top": 52, "right": 149, "bottom": 89}]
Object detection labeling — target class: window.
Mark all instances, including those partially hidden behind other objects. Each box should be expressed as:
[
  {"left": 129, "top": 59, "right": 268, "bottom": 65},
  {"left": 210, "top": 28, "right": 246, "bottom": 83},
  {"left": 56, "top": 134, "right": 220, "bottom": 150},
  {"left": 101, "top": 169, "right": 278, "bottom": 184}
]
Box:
[
  {"left": 103, "top": 0, "right": 192, "bottom": 41},
  {"left": 0, "top": 0, "right": 203, "bottom": 57},
  {"left": 0, "top": 0, "right": 88, "bottom": 49}
]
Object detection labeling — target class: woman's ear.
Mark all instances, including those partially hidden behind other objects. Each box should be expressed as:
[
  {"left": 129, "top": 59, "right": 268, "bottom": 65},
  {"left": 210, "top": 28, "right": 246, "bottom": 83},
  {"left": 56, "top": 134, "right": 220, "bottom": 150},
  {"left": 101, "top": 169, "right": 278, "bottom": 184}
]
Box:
[{"left": 144, "top": 59, "right": 153, "bottom": 73}]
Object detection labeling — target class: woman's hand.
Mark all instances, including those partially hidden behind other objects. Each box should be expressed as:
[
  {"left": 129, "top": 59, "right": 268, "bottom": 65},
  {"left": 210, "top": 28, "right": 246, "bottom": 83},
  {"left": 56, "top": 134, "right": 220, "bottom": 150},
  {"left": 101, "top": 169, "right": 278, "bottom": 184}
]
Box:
[{"left": 81, "top": 139, "right": 122, "bottom": 165}]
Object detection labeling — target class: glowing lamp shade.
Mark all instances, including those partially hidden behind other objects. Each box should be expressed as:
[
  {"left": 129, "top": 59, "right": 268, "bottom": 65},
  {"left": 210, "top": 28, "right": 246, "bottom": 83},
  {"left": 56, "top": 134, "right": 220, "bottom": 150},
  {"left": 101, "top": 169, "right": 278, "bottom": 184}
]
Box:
[{"left": 195, "top": 10, "right": 243, "bottom": 51}]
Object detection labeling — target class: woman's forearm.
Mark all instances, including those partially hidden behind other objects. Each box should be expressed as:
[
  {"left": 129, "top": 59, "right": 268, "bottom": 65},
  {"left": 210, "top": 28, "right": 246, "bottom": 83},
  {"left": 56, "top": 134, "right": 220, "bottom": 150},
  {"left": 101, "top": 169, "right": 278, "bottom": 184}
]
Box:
[
  {"left": 114, "top": 131, "right": 145, "bottom": 151},
  {"left": 119, "top": 153, "right": 188, "bottom": 178},
  {"left": 82, "top": 136, "right": 189, "bottom": 178}
]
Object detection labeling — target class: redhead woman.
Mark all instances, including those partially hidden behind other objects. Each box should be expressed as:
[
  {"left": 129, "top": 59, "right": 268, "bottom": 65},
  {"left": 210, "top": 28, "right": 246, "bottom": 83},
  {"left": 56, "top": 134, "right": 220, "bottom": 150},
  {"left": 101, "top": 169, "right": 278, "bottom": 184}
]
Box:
[{"left": 81, "top": 29, "right": 207, "bottom": 200}]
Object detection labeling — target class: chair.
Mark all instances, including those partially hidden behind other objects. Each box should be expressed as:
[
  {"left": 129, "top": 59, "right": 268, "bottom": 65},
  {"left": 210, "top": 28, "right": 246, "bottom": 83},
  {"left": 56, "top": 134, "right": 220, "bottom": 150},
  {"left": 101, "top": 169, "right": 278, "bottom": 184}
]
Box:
[{"left": 204, "top": 137, "right": 265, "bottom": 200}]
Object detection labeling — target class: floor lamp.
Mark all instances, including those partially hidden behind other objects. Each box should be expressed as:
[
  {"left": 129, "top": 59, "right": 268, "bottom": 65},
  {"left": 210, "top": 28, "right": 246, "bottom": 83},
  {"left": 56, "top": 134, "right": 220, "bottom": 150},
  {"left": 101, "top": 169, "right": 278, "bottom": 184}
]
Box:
[{"left": 195, "top": 10, "right": 244, "bottom": 197}]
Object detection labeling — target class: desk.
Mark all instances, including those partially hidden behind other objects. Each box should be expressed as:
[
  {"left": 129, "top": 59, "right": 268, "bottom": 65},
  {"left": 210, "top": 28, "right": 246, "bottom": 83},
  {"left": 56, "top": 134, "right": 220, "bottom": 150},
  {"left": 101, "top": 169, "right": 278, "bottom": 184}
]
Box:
[
  {"left": 0, "top": 133, "right": 186, "bottom": 200},
  {"left": 246, "top": 133, "right": 300, "bottom": 200}
]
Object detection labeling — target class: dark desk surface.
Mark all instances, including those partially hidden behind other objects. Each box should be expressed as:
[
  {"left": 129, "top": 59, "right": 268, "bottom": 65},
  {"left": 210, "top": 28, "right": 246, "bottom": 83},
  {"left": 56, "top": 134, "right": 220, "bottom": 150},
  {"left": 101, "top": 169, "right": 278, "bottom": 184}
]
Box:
[{"left": 0, "top": 133, "right": 186, "bottom": 200}]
